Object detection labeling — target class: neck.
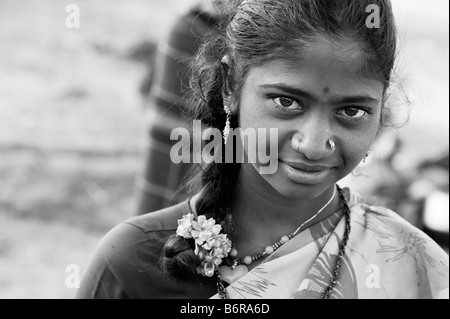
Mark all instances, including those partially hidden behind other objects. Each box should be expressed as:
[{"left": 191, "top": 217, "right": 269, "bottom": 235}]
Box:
[{"left": 230, "top": 163, "right": 340, "bottom": 255}]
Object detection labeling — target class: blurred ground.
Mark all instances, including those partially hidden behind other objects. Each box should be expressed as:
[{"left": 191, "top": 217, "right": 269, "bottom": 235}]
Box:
[
  {"left": 0, "top": 0, "right": 448, "bottom": 298},
  {"left": 0, "top": 0, "right": 187, "bottom": 298}
]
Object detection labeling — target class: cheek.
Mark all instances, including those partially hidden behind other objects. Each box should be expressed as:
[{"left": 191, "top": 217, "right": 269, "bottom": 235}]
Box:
[
  {"left": 239, "top": 102, "right": 266, "bottom": 130},
  {"left": 238, "top": 102, "right": 282, "bottom": 171},
  {"left": 343, "top": 145, "right": 367, "bottom": 166},
  {"left": 239, "top": 104, "right": 278, "bottom": 146},
  {"left": 340, "top": 127, "right": 378, "bottom": 168},
  {"left": 238, "top": 85, "right": 276, "bottom": 130}
]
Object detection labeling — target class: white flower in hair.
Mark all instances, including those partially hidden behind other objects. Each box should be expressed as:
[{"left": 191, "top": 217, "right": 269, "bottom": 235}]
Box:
[
  {"left": 176, "top": 213, "right": 232, "bottom": 277},
  {"left": 176, "top": 213, "right": 194, "bottom": 238}
]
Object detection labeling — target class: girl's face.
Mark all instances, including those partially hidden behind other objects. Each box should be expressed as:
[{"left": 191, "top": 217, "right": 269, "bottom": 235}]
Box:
[{"left": 236, "top": 38, "right": 385, "bottom": 200}]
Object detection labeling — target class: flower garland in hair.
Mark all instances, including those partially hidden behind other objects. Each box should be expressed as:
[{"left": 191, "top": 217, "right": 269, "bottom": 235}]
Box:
[{"left": 176, "top": 214, "right": 232, "bottom": 277}]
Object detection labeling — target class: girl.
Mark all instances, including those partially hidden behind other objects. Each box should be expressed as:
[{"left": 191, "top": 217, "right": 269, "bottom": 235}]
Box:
[{"left": 77, "top": 0, "right": 449, "bottom": 299}]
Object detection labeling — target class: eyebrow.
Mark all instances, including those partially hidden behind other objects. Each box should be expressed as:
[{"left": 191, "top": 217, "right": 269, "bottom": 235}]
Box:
[{"left": 259, "top": 83, "right": 380, "bottom": 104}]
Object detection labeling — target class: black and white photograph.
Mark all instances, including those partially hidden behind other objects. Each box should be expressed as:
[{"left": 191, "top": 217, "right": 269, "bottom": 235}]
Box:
[{"left": 0, "top": 0, "right": 448, "bottom": 302}]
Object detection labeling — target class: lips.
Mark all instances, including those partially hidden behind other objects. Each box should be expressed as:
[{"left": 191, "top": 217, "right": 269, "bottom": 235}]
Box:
[
  {"left": 279, "top": 160, "right": 335, "bottom": 185},
  {"left": 281, "top": 160, "right": 334, "bottom": 172}
]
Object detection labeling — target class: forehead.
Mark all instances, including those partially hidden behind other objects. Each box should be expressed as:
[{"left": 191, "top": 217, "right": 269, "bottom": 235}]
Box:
[{"left": 245, "top": 38, "right": 384, "bottom": 99}]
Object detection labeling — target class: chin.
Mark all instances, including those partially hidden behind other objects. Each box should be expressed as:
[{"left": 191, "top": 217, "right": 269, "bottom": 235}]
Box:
[{"left": 260, "top": 173, "right": 332, "bottom": 200}]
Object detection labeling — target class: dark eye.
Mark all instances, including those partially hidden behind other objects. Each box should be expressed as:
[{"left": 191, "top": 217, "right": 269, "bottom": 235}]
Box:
[
  {"left": 338, "top": 107, "right": 367, "bottom": 119},
  {"left": 272, "top": 97, "right": 302, "bottom": 111},
  {"left": 277, "top": 97, "right": 294, "bottom": 107}
]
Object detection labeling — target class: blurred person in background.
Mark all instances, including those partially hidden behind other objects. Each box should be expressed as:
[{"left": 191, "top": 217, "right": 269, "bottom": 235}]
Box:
[{"left": 135, "top": 0, "right": 219, "bottom": 215}]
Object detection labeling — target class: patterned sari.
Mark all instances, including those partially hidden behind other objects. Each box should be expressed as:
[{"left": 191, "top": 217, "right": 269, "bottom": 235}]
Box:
[{"left": 211, "top": 189, "right": 449, "bottom": 299}]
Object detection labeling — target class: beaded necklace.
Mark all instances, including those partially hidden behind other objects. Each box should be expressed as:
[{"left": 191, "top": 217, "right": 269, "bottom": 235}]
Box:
[
  {"left": 216, "top": 185, "right": 352, "bottom": 299},
  {"left": 228, "top": 186, "right": 336, "bottom": 268}
]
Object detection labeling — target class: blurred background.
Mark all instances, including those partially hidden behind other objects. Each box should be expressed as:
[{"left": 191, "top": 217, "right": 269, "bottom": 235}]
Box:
[{"left": 0, "top": 0, "right": 448, "bottom": 298}]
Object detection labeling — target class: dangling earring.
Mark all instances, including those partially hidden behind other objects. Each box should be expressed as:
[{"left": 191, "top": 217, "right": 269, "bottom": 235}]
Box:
[
  {"left": 363, "top": 149, "right": 372, "bottom": 163},
  {"left": 223, "top": 105, "right": 232, "bottom": 145}
]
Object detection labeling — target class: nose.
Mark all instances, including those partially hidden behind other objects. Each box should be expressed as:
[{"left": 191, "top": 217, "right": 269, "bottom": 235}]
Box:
[{"left": 292, "top": 114, "right": 335, "bottom": 161}]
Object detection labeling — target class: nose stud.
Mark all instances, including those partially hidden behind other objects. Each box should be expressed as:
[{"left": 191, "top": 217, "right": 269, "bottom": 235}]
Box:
[
  {"left": 292, "top": 138, "right": 336, "bottom": 153},
  {"left": 291, "top": 137, "right": 302, "bottom": 152},
  {"left": 328, "top": 139, "right": 336, "bottom": 151}
]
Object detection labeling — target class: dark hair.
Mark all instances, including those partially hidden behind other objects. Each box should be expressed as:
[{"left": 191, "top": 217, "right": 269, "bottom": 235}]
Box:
[
  {"left": 162, "top": 0, "right": 399, "bottom": 278},
  {"left": 160, "top": 236, "right": 200, "bottom": 279}
]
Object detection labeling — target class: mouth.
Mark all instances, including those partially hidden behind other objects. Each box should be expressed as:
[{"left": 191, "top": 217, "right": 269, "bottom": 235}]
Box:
[
  {"left": 282, "top": 160, "right": 334, "bottom": 172},
  {"left": 279, "top": 160, "right": 334, "bottom": 184}
]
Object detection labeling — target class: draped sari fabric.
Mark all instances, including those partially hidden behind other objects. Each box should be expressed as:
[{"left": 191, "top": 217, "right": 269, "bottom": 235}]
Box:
[{"left": 211, "top": 189, "right": 449, "bottom": 299}]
